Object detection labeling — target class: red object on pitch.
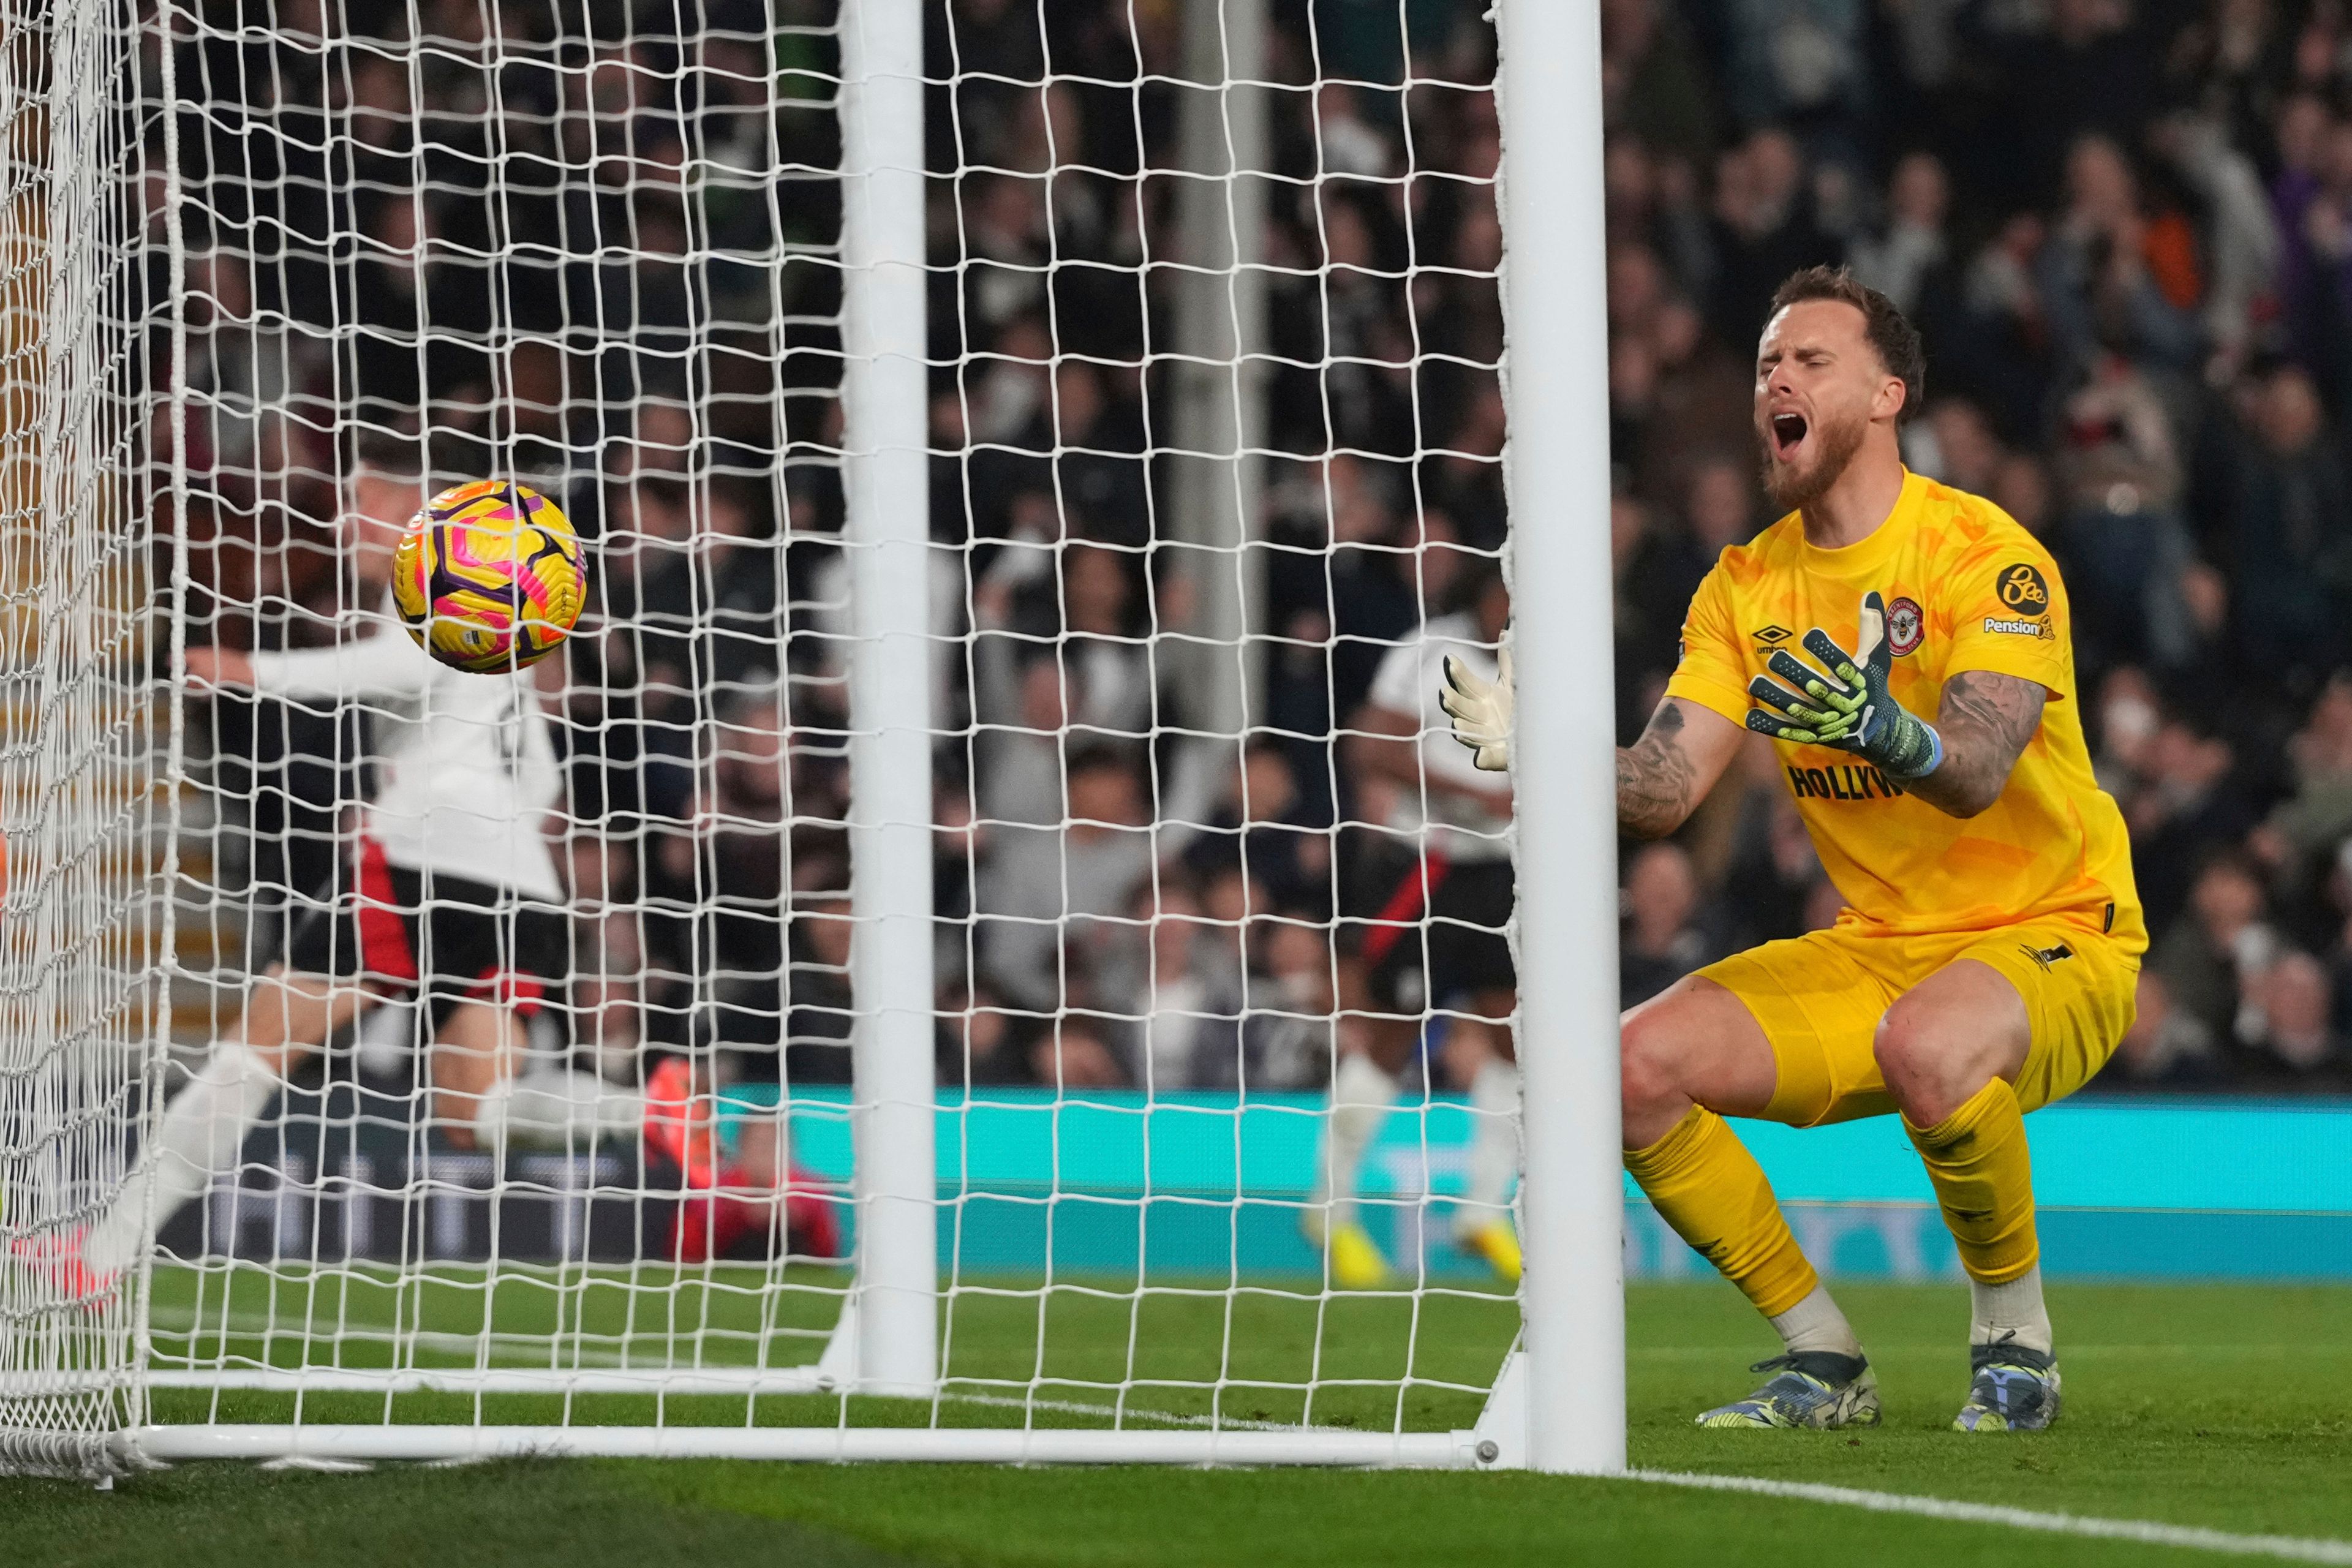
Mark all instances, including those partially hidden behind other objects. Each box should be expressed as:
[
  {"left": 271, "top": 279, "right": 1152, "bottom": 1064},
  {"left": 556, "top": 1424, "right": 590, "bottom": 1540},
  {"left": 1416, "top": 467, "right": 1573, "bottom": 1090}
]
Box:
[
  {"left": 10, "top": 1227, "right": 116, "bottom": 1305},
  {"left": 641, "top": 1056, "right": 717, "bottom": 1188},
  {"left": 647, "top": 1058, "right": 843, "bottom": 1263},
  {"left": 670, "top": 1184, "right": 747, "bottom": 1264},
  {"left": 783, "top": 1165, "right": 842, "bottom": 1259},
  {"left": 669, "top": 1163, "right": 842, "bottom": 1264}
]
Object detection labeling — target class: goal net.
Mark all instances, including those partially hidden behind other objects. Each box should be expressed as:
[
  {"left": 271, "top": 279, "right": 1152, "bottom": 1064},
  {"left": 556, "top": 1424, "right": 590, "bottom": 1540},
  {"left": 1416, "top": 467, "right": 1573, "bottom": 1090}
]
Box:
[{"left": 0, "top": 0, "right": 1618, "bottom": 1475}]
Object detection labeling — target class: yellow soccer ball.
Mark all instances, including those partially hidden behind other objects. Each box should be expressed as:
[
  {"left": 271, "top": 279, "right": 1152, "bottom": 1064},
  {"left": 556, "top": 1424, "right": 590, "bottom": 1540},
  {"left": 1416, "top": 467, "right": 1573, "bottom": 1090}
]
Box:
[{"left": 391, "top": 480, "right": 585, "bottom": 673}]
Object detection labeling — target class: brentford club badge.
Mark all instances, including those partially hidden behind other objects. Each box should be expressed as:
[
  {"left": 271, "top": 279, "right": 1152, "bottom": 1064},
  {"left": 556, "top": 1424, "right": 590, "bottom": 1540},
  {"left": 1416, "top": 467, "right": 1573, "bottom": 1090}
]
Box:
[{"left": 1887, "top": 595, "right": 1924, "bottom": 656}]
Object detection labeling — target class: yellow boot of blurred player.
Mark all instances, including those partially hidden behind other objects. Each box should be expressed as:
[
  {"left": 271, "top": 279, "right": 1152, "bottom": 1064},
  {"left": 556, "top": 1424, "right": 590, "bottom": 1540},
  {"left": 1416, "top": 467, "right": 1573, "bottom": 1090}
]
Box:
[
  {"left": 1455, "top": 1216, "right": 1522, "bottom": 1286},
  {"left": 1301, "top": 1205, "right": 1392, "bottom": 1289}
]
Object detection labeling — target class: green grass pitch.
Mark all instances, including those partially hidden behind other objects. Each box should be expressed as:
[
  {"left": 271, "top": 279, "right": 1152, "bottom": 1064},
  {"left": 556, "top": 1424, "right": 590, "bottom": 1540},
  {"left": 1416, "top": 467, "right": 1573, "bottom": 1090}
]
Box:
[{"left": 5, "top": 1278, "right": 2349, "bottom": 1566}]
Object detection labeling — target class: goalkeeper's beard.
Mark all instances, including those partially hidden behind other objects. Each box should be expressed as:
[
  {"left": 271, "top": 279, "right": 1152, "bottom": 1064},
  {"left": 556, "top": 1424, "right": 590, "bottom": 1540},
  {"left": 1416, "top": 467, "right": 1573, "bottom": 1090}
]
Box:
[{"left": 1760, "top": 408, "right": 1868, "bottom": 513}]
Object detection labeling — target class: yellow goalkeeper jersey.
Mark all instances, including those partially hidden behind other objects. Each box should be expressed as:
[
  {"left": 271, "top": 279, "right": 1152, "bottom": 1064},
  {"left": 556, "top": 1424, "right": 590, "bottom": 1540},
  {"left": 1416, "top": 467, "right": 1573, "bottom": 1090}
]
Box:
[{"left": 1665, "top": 470, "right": 2144, "bottom": 950}]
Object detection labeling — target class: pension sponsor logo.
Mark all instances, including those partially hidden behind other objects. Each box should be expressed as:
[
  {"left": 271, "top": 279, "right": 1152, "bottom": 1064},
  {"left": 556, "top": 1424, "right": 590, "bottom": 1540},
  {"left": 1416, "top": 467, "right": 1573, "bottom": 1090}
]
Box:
[
  {"left": 1785, "top": 762, "right": 1907, "bottom": 802},
  {"left": 1983, "top": 616, "right": 2046, "bottom": 637}
]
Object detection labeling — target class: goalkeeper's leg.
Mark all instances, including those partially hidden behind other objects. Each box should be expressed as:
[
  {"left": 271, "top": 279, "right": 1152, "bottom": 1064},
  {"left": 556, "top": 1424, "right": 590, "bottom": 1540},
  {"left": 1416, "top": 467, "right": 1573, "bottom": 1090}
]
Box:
[
  {"left": 1621, "top": 976, "right": 1875, "bottom": 1428},
  {"left": 75, "top": 965, "right": 362, "bottom": 1280},
  {"left": 1878, "top": 958, "right": 2058, "bottom": 1431}
]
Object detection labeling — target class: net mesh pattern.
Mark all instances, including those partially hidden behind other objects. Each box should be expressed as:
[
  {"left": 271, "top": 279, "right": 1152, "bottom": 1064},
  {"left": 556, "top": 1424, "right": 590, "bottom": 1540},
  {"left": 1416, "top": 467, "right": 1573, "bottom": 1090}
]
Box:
[
  {"left": 1, "top": 0, "right": 1518, "bottom": 1463},
  {"left": 0, "top": 0, "right": 161, "bottom": 1479}
]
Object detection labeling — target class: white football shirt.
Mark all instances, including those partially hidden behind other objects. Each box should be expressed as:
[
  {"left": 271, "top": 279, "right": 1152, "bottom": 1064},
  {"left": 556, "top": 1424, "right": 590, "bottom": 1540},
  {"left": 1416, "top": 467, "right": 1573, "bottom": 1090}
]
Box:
[
  {"left": 246, "top": 593, "right": 565, "bottom": 902},
  {"left": 1363, "top": 609, "right": 1513, "bottom": 865}
]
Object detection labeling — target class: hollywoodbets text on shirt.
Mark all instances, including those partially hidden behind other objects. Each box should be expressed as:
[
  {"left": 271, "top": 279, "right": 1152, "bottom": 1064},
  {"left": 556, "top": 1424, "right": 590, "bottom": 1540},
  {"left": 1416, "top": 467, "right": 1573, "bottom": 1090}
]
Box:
[{"left": 1785, "top": 761, "right": 1907, "bottom": 802}]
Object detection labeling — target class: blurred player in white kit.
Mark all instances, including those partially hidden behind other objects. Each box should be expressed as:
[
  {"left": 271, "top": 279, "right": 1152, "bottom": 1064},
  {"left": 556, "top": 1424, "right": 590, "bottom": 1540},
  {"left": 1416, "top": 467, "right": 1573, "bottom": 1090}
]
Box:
[
  {"left": 16, "top": 437, "right": 644, "bottom": 1298},
  {"left": 1308, "top": 564, "right": 1521, "bottom": 1289}
]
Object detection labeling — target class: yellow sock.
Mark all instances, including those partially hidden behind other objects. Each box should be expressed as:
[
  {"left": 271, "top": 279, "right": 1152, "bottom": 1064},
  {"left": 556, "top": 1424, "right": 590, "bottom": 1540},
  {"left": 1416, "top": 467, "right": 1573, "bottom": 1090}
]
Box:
[
  {"left": 1625, "top": 1106, "right": 1817, "bottom": 1318},
  {"left": 1904, "top": 1077, "right": 2039, "bottom": 1285}
]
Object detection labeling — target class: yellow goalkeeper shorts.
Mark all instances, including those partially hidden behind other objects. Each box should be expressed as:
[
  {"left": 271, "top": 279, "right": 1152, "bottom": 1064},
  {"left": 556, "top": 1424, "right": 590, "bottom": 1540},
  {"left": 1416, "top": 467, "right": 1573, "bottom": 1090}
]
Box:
[{"left": 1695, "top": 913, "right": 2140, "bottom": 1128}]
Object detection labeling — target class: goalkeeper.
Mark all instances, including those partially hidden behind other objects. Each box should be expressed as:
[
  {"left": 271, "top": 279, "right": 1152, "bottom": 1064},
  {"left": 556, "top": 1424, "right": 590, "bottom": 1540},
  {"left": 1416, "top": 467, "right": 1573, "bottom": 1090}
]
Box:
[{"left": 1442, "top": 266, "right": 2140, "bottom": 1434}]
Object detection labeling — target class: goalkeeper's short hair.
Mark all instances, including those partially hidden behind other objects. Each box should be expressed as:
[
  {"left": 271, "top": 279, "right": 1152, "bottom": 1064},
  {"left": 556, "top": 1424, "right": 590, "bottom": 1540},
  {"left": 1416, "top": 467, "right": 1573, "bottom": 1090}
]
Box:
[{"left": 1771, "top": 264, "right": 1926, "bottom": 424}]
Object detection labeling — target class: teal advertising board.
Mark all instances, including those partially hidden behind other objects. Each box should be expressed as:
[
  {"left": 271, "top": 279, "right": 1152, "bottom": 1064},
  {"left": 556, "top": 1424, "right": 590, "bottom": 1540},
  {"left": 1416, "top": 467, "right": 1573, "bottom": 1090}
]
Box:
[{"left": 735, "top": 1089, "right": 2352, "bottom": 1281}]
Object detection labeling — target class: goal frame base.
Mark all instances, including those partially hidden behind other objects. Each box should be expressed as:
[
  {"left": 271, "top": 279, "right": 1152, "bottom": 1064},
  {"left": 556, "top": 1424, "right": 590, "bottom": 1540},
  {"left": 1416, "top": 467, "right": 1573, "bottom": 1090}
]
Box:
[
  {"left": 124, "top": 1423, "right": 1496, "bottom": 1468},
  {"left": 124, "top": 1348, "right": 1532, "bottom": 1469}
]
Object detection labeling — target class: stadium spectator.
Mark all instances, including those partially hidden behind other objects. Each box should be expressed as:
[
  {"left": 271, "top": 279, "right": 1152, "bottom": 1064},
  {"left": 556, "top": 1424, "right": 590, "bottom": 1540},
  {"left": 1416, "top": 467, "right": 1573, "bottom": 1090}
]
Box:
[
  {"left": 2150, "top": 854, "right": 2281, "bottom": 1049},
  {"left": 1949, "top": 210, "right": 2056, "bottom": 440},
  {"left": 1705, "top": 128, "right": 1840, "bottom": 349},
  {"left": 938, "top": 982, "right": 1025, "bottom": 1090},
  {"left": 2050, "top": 350, "right": 2196, "bottom": 672},
  {"left": 1989, "top": 450, "right": 2057, "bottom": 539},
  {"left": 1916, "top": 398, "right": 2004, "bottom": 499},
  {"left": 1634, "top": 293, "right": 1752, "bottom": 500},
  {"left": 976, "top": 746, "right": 1153, "bottom": 1015},
  {"left": 1224, "top": 918, "right": 1337, "bottom": 1093},
  {"left": 1598, "top": 0, "right": 1714, "bottom": 162},
  {"left": 1612, "top": 492, "right": 1704, "bottom": 734},
  {"left": 1713, "top": 760, "right": 1831, "bottom": 952},
  {"left": 1093, "top": 881, "right": 1234, "bottom": 1091},
  {"left": 2038, "top": 135, "right": 2203, "bottom": 379},
  {"left": 2221, "top": 364, "right": 2352, "bottom": 682},
  {"left": 2127, "top": 717, "right": 2261, "bottom": 938},
  {"left": 2095, "top": 969, "right": 2223, "bottom": 1091},
  {"left": 782, "top": 894, "right": 856, "bottom": 1088},
  {"left": 2236, "top": 948, "right": 2347, "bottom": 1087},
  {"left": 1849, "top": 153, "right": 1954, "bottom": 321},
  {"left": 1182, "top": 742, "right": 1330, "bottom": 922},
  {"left": 2248, "top": 674, "right": 2352, "bottom": 913},
  {"left": 1031, "top": 1019, "right": 1128, "bottom": 1090},
  {"left": 2147, "top": 110, "right": 2278, "bottom": 366},
  {"left": 1619, "top": 842, "right": 1711, "bottom": 1008}
]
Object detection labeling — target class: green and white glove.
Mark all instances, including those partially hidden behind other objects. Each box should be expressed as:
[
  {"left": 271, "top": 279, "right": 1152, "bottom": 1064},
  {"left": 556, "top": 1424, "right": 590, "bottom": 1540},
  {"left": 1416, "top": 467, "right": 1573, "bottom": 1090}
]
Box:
[
  {"left": 1745, "top": 591, "right": 1943, "bottom": 780},
  {"left": 1439, "top": 647, "right": 1513, "bottom": 772}
]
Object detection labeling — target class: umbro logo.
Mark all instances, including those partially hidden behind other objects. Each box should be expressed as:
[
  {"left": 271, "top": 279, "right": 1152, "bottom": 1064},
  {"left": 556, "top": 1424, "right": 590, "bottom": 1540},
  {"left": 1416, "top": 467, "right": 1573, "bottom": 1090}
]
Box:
[{"left": 1752, "top": 625, "right": 1792, "bottom": 645}]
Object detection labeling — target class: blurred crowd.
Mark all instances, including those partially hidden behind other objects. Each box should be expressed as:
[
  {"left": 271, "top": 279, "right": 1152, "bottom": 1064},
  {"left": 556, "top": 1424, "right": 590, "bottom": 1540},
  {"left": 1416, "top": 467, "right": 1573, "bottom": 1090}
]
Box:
[
  {"left": 158, "top": 0, "right": 1506, "bottom": 1101},
  {"left": 154, "top": 0, "right": 2352, "bottom": 1104},
  {"left": 1602, "top": 0, "right": 2352, "bottom": 1091}
]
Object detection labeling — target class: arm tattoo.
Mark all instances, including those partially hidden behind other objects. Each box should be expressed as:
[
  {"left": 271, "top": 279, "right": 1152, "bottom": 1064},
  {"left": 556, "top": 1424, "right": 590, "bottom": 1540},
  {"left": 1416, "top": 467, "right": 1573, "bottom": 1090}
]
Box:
[
  {"left": 1907, "top": 670, "right": 2046, "bottom": 818},
  {"left": 1617, "top": 699, "right": 1697, "bottom": 839}
]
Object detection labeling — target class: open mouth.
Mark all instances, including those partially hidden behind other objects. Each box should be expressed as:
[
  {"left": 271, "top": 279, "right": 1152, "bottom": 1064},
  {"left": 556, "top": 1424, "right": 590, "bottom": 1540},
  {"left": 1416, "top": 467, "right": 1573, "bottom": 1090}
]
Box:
[{"left": 1770, "top": 412, "right": 1808, "bottom": 458}]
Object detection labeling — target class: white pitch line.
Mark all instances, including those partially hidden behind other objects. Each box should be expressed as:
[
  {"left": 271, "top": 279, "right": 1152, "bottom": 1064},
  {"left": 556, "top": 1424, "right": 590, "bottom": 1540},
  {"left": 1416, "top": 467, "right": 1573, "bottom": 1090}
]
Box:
[
  {"left": 1627, "top": 1344, "right": 2352, "bottom": 1362},
  {"left": 1634, "top": 1470, "right": 2352, "bottom": 1565},
  {"left": 135, "top": 1329, "right": 2348, "bottom": 1558}
]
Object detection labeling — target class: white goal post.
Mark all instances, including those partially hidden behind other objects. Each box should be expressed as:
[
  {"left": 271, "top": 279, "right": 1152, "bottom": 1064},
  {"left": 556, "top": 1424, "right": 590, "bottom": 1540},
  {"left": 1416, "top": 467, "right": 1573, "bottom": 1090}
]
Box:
[{"left": 0, "top": 0, "right": 1620, "bottom": 1477}]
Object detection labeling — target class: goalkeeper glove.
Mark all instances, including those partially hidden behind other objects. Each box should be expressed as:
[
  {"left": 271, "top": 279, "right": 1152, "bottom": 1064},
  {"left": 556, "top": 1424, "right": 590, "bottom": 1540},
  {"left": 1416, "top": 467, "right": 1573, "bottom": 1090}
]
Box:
[
  {"left": 1439, "top": 647, "right": 1512, "bottom": 772},
  {"left": 1744, "top": 590, "right": 1943, "bottom": 780}
]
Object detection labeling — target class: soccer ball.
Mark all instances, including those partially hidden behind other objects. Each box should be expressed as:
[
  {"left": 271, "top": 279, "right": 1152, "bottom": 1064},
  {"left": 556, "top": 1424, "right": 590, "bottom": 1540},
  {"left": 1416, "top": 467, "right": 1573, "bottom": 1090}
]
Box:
[{"left": 391, "top": 480, "right": 586, "bottom": 673}]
